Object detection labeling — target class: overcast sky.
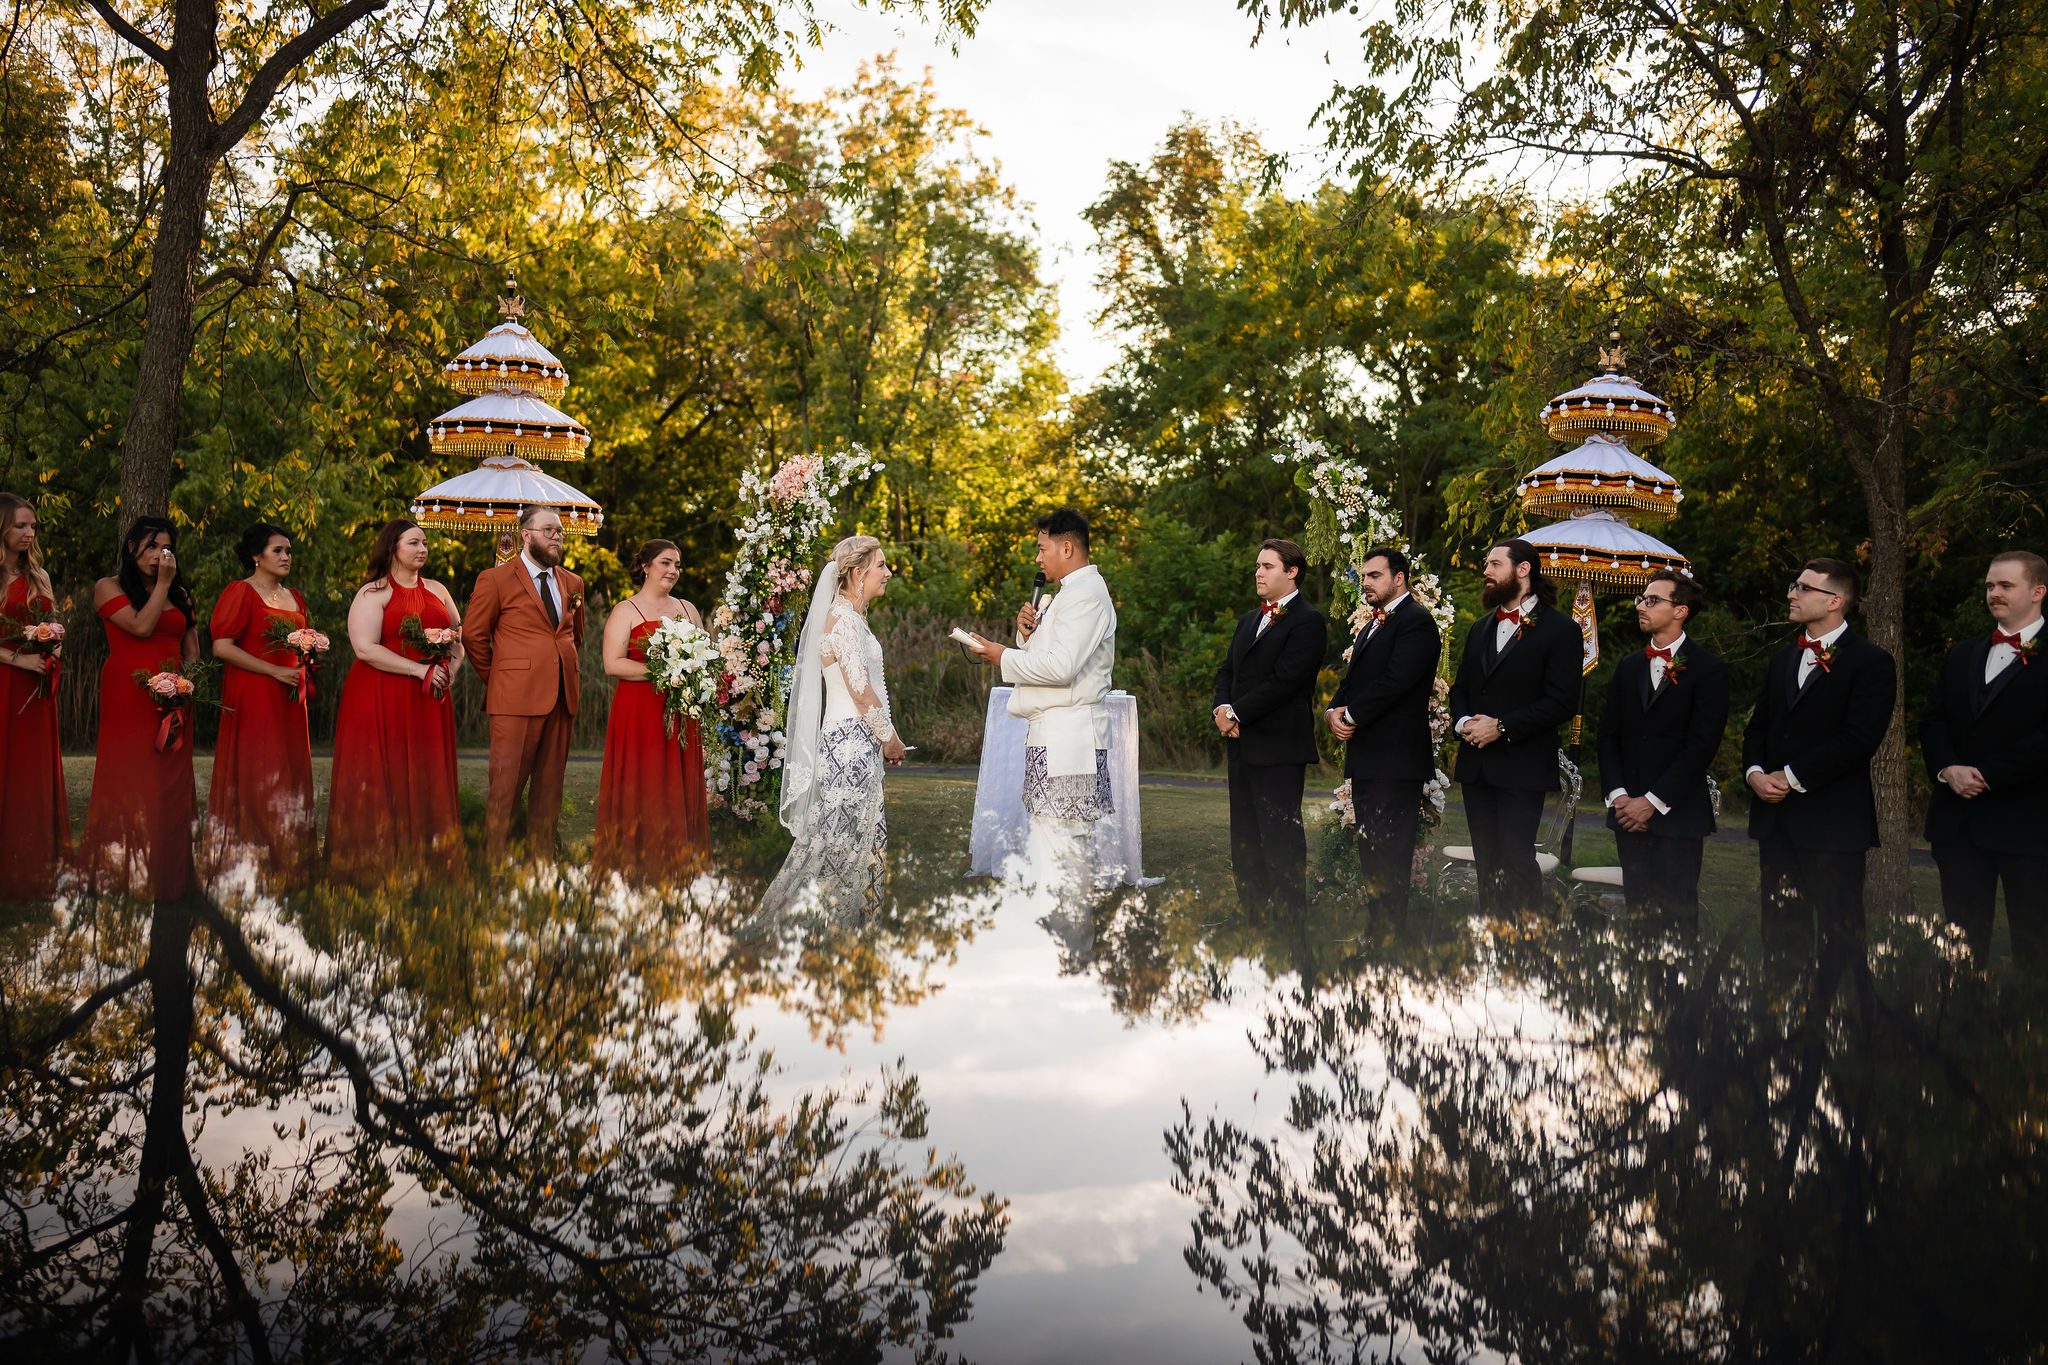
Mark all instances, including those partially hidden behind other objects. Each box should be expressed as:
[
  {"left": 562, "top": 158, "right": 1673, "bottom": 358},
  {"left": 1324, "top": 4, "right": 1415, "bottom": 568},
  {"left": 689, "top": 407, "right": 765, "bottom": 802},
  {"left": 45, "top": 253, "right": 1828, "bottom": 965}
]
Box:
[{"left": 789, "top": 0, "right": 1371, "bottom": 385}]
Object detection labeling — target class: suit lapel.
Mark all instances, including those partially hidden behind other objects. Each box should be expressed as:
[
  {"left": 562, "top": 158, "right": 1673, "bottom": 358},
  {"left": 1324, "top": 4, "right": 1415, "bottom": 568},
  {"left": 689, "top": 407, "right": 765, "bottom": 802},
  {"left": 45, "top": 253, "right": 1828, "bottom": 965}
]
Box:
[
  {"left": 1980, "top": 641, "right": 2027, "bottom": 715},
  {"left": 1488, "top": 609, "right": 1529, "bottom": 675}
]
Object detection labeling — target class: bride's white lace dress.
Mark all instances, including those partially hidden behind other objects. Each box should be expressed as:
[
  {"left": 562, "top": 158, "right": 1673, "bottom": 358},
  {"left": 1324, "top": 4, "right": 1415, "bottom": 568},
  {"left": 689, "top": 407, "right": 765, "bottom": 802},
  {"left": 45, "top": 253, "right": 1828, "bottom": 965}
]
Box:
[{"left": 760, "top": 601, "right": 892, "bottom": 917}]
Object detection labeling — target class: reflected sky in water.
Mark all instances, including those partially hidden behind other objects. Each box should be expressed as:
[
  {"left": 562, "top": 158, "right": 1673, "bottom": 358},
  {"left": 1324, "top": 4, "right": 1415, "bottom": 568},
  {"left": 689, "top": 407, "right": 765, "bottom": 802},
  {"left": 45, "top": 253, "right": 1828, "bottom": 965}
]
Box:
[{"left": 5, "top": 783, "right": 2047, "bottom": 1363}]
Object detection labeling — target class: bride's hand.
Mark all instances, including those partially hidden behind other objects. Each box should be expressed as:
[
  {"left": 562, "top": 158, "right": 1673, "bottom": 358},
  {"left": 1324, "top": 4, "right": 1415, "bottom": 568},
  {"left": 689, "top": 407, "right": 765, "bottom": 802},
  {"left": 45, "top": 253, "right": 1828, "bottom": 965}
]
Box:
[{"left": 882, "top": 735, "right": 908, "bottom": 764}]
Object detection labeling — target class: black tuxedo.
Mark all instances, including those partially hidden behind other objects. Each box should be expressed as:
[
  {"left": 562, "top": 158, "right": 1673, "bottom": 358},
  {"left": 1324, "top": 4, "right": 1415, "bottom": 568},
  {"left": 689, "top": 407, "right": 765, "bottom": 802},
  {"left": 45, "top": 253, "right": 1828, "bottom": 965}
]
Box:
[
  {"left": 1921, "top": 627, "right": 2048, "bottom": 962},
  {"left": 1329, "top": 596, "right": 1442, "bottom": 910},
  {"left": 1596, "top": 638, "right": 1731, "bottom": 919},
  {"left": 1742, "top": 627, "right": 1897, "bottom": 946},
  {"left": 1447, "top": 601, "right": 1584, "bottom": 912},
  {"left": 1214, "top": 598, "right": 1329, "bottom": 912}
]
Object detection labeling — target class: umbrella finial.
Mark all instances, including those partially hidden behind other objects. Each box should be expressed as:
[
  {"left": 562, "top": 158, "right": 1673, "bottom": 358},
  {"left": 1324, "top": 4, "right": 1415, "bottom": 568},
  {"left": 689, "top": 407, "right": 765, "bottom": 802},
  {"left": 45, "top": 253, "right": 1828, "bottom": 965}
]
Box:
[
  {"left": 497, "top": 279, "right": 527, "bottom": 321},
  {"left": 1598, "top": 317, "right": 1626, "bottom": 373}
]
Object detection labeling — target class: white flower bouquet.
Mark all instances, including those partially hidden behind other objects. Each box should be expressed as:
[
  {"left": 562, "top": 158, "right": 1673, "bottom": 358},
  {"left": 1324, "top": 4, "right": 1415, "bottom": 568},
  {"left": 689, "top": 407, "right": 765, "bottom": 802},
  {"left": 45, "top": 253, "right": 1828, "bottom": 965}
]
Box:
[{"left": 642, "top": 615, "right": 724, "bottom": 741}]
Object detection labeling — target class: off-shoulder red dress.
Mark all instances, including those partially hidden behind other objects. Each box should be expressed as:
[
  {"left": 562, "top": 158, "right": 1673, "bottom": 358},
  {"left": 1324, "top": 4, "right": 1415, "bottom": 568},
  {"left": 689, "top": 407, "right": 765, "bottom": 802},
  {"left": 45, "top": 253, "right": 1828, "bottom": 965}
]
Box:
[
  {"left": 0, "top": 576, "right": 69, "bottom": 901},
  {"left": 205, "top": 580, "right": 317, "bottom": 883},
  {"left": 78, "top": 598, "right": 196, "bottom": 900}
]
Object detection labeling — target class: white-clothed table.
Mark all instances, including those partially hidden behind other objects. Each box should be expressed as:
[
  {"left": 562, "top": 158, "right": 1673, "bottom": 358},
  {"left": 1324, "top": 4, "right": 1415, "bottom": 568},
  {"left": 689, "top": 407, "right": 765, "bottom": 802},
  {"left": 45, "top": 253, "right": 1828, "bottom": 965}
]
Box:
[{"left": 969, "top": 687, "right": 1153, "bottom": 885}]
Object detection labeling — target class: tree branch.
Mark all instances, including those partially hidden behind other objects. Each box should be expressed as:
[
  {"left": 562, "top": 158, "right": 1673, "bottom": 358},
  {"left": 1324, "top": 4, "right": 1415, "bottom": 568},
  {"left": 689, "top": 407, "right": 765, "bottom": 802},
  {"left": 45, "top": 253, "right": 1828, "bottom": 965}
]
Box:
[
  {"left": 83, "top": 0, "right": 170, "bottom": 68},
  {"left": 4, "top": 965, "right": 149, "bottom": 1061},
  {"left": 213, "top": 0, "right": 394, "bottom": 152}
]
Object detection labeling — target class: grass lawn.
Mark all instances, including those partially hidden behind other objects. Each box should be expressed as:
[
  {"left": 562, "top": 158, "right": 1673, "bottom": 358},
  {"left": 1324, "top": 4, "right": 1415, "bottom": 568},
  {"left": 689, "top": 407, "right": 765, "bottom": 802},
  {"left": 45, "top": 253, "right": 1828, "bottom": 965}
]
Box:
[{"left": 63, "top": 753, "right": 1955, "bottom": 957}]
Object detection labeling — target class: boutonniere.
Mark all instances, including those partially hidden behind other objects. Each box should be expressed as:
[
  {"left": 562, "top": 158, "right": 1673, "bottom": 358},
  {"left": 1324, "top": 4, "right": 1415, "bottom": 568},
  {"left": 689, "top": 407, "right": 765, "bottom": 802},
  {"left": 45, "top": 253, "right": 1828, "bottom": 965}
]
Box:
[
  {"left": 1664, "top": 653, "right": 1689, "bottom": 685},
  {"left": 2018, "top": 638, "right": 2039, "bottom": 667},
  {"left": 1261, "top": 601, "right": 1289, "bottom": 623},
  {"left": 568, "top": 594, "right": 584, "bottom": 615}
]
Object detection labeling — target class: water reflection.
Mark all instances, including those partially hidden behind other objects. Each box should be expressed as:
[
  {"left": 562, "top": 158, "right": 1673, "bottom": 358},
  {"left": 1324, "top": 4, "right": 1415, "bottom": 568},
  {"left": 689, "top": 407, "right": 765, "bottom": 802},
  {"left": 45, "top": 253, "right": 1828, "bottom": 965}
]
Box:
[
  {"left": 0, "top": 865, "right": 1006, "bottom": 1360},
  {"left": 1170, "top": 913, "right": 2048, "bottom": 1363}
]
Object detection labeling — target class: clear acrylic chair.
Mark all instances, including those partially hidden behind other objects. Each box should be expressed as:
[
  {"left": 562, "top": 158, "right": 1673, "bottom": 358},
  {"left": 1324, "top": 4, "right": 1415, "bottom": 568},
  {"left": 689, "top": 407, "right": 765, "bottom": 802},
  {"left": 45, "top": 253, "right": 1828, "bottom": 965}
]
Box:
[{"left": 1434, "top": 752, "right": 1583, "bottom": 906}]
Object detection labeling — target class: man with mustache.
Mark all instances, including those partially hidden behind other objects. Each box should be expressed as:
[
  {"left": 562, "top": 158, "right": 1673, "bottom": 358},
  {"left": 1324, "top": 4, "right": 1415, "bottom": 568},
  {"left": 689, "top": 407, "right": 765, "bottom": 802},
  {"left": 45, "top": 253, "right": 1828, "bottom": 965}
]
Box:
[
  {"left": 1448, "top": 538, "right": 1583, "bottom": 913},
  {"left": 1596, "top": 570, "right": 1729, "bottom": 925},
  {"left": 1922, "top": 549, "right": 2048, "bottom": 965}
]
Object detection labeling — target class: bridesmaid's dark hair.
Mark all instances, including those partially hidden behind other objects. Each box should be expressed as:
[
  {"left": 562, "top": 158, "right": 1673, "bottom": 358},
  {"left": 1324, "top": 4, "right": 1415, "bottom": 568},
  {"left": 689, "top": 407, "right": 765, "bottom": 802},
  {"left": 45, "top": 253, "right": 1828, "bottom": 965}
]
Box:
[
  {"left": 235, "top": 522, "right": 291, "bottom": 573},
  {"left": 364, "top": 518, "right": 421, "bottom": 586},
  {"left": 117, "top": 516, "right": 193, "bottom": 616},
  {"left": 629, "top": 539, "right": 679, "bottom": 588}
]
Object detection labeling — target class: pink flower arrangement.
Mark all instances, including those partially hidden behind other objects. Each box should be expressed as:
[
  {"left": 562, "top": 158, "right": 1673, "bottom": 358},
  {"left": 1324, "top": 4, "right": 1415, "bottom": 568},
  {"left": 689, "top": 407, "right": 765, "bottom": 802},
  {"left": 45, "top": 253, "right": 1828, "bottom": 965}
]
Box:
[
  {"left": 767, "top": 456, "right": 822, "bottom": 503},
  {"left": 13, "top": 619, "right": 64, "bottom": 704},
  {"left": 134, "top": 665, "right": 200, "bottom": 753},
  {"left": 265, "top": 619, "right": 333, "bottom": 704}
]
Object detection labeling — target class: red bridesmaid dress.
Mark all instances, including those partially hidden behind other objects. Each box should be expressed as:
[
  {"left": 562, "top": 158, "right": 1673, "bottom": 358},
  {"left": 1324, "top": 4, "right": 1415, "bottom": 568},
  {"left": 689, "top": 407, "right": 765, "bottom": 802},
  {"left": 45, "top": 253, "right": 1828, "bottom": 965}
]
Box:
[
  {"left": 594, "top": 608, "right": 710, "bottom": 880},
  {"left": 0, "top": 576, "right": 70, "bottom": 901},
  {"left": 204, "top": 580, "right": 317, "bottom": 883},
  {"left": 325, "top": 581, "right": 464, "bottom": 885},
  {"left": 78, "top": 598, "right": 196, "bottom": 900}
]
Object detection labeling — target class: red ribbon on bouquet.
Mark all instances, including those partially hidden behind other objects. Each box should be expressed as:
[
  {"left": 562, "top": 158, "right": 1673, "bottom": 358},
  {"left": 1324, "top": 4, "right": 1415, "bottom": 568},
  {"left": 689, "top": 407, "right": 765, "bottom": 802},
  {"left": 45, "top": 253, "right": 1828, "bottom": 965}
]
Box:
[
  {"left": 155, "top": 706, "right": 185, "bottom": 754},
  {"left": 296, "top": 662, "right": 313, "bottom": 706}
]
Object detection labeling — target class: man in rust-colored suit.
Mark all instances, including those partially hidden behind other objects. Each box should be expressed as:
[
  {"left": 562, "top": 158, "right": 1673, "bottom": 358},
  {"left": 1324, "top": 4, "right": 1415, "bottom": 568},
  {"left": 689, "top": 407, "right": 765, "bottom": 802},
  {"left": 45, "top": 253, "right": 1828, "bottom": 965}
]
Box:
[{"left": 463, "top": 506, "right": 586, "bottom": 861}]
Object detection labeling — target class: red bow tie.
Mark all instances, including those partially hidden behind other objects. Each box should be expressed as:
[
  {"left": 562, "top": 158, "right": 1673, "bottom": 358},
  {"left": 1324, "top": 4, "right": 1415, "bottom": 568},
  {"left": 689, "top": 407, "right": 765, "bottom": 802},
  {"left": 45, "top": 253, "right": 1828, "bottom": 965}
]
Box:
[
  {"left": 1993, "top": 629, "right": 2026, "bottom": 649},
  {"left": 1495, "top": 608, "right": 1522, "bottom": 625},
  {"left": 1645, "top": 644, "right": 1673, "bottom": 662},
  {"left": 1799, "top": 634, "right": 1830, "bottom": 655},
  {"left": 1261, "top": 601, "right": 1285, "bottom": 619}
]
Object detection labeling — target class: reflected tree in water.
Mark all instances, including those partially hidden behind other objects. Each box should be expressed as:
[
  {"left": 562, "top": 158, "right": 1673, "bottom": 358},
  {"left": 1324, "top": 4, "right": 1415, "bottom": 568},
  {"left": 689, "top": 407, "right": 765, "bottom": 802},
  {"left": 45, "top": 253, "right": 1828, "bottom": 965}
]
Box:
[
  {"left": 0, "top": 866, "right": 1007, "bottom": 1361},
  {"left": 1170, "top": 916, "right": 2048, "bottom": 1363}
]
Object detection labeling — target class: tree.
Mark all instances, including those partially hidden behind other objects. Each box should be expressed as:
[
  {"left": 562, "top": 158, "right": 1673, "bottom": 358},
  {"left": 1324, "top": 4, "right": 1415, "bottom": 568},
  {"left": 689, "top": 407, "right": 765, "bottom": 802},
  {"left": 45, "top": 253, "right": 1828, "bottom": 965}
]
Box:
[
  {"left": 1, "top": 0, "right": 984, "bottom": 521},
  {"left": 1240, "top": 0, "right": 2048, "bottom": 904}
]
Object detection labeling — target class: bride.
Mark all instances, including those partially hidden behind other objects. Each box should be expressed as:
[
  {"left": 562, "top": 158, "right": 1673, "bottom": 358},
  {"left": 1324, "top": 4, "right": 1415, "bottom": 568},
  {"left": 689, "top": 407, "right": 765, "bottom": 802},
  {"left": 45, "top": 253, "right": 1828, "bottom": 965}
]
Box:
[{"left": 759, "top": 535, "right": 908, "bottom": 917}]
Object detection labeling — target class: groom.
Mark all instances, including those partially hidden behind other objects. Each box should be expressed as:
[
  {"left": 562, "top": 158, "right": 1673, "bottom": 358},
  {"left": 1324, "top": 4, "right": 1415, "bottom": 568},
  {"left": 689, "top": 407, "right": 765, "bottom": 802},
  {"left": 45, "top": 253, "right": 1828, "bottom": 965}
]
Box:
[
  {"left": 963, "top": 509, "right": 1118, "bottom": 893},
  {"left": 463, "top": 506, "right": 586, "bottom": 861}
]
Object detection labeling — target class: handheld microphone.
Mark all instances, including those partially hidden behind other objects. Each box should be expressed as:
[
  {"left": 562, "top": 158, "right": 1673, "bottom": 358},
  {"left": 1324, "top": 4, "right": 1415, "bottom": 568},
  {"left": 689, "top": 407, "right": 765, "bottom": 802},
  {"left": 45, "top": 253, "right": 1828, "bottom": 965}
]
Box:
[{"left": 1030, "top": 570, "right": 1047, "bottom": 611}]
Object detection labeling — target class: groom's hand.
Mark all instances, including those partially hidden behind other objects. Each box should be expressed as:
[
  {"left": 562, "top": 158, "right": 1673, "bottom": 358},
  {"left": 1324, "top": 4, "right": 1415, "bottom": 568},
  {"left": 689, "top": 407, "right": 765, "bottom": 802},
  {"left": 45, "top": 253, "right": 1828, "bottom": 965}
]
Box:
[
  {"left": 1014, "top": 601, "right": 1039, "bottom": 643},
  {"left": 966, "top": 634, "right": 1005, "bottom": 666}
]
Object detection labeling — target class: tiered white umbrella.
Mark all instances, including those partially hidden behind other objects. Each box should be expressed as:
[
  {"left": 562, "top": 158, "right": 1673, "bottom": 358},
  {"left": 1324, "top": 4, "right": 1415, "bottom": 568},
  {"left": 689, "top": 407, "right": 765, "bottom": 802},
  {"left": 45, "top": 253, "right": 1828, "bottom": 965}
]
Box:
[{"left": 413, "top": 282, "right": 603, "bottom": 550}]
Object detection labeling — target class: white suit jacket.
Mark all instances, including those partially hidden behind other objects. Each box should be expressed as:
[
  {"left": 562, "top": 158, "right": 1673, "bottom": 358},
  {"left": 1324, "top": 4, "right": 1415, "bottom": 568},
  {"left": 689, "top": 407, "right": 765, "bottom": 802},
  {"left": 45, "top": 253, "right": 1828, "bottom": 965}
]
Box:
[{"left": 1001, "top": 563, "right": 1117, "bottom": 777}]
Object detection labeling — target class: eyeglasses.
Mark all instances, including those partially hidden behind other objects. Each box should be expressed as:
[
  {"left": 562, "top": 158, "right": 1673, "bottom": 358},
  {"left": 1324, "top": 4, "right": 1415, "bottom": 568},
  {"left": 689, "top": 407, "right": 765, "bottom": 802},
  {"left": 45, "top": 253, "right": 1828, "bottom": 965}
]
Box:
[
  {"left": 1634, "top": 594, "right": 1673, "bottom": 608},
  {"left": 530, "top": 527, "right": 566, "bottom": 539},
  {"left": 1788, "top": 579, "right": 1839, "bottom": 597}
]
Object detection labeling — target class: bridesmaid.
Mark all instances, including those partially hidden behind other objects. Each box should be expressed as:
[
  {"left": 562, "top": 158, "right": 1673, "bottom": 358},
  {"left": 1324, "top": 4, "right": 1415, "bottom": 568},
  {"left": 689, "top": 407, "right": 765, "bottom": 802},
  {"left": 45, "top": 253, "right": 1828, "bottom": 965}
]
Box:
[
  {"left": 0, "top": 492, "right": 69, "bottom": 901},
  {"left": 205, "top": 522, "right": 316, "bottom": 884},
  {"left": 594, "top": 539, "right": 711, "bottom": 880},
  {"left": 78, "top": 517, "right": 199, "bottom": 901},
  {"left": 325, "top": 519, "right": 465, "bottom": 885}
]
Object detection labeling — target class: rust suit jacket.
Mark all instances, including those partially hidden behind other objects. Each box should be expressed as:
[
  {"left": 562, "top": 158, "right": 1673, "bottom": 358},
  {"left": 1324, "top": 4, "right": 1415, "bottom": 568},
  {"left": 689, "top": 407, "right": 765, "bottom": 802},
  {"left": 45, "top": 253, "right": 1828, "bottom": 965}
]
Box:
[{"left": 463, "top": 558, "right": 586, "bottom": 717}]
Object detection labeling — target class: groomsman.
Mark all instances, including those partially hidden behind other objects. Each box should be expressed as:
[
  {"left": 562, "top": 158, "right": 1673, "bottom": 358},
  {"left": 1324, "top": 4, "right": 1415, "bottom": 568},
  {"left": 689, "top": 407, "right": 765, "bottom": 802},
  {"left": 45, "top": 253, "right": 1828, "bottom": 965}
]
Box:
[
  {"left": 1326, "top": 547, "right": 1441, "bottom": 914},
  {"left": 1213, "top": 539, "right": 1328, "bottom": 914},
  {"left": 1596, "top": 571, "right": 1730, "bottom": 923},
  {"left": 1448, "top": 538, "right": 1584, "bottom": 914},
  {"left": 1922, "top": 549, "right": 2048, "bottom": 965},
  {"left": 1742, "top": 557, "right": 1897, "bottom": 946}
]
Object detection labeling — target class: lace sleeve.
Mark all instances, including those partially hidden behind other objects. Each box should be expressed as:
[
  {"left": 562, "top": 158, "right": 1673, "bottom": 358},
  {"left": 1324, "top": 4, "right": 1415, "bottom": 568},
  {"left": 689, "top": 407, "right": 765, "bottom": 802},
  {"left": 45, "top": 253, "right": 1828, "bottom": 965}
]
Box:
[{"left": 824, "top": 607, "right": 896, "bottom": 743}]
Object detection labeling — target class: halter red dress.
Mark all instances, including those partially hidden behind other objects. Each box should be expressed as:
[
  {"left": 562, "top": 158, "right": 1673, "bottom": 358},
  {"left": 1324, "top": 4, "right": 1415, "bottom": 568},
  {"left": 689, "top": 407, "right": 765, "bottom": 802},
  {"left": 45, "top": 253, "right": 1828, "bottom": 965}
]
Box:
[
  {"left": 594, "top": 607, "right": 709, "bottom": 880},
  {"left": 205, "top": 580, "right": 317, "bottom": 883},
  {"left": 325, "top": 581, "right": 464, "bottom": 885},
  {"left": 0, "top": 576, "right": 69, "bottom": 900},
  {"left": 78, "top": 597, "right": 196, "bottom": 900}
]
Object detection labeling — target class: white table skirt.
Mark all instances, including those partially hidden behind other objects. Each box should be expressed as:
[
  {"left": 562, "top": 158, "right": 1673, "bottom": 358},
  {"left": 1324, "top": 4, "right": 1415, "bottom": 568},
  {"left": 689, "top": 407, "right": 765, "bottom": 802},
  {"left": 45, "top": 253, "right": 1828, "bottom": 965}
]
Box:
[{"left": 968, "top": 687, "right": 1151, "bottom": 885}]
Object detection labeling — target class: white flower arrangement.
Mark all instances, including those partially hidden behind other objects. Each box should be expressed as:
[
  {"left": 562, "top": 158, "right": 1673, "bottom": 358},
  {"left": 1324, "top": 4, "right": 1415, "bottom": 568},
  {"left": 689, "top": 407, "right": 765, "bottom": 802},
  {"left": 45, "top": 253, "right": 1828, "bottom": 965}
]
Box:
[
  {"left": 709, "top": 446, "right": 882, "bottom": 818},
  {"left": 642, "top": 615, "right": 723, "bottom": 736}
]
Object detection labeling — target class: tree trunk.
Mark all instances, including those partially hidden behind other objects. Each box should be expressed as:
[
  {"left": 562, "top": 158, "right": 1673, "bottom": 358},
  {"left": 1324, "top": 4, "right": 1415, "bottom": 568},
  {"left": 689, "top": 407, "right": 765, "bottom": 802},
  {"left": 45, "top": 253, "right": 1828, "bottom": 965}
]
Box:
[{"left": 1860, "top": 420, "right": 1915, "bottom": 915}]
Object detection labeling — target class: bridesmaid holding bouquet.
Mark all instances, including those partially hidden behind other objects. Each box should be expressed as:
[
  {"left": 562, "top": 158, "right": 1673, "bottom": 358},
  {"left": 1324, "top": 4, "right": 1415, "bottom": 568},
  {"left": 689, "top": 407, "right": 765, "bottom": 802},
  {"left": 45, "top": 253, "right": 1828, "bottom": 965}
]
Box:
[
  {"left": 78, "top": 517, "right": 200, "bottom": 901},
  {"left": 325, "top": 519, "right": 466, "bottom": 885},
  {"left": 0, "top": 492, "right": 69, "bottom": 902},
  {"left": 205, "top": 522, "right": 319, "bottom": 884},
  {"left": 594, "top": 539, "right": 710, "bottom": 880}
]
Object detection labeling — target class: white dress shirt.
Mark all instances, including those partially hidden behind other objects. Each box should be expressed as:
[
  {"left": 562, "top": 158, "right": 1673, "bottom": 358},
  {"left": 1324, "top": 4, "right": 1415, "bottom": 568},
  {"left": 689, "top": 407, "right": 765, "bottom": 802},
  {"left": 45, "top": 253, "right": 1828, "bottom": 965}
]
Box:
[
  {"left": 1987, "top": 615, "right": 2044, "bottom": 684},
  {"left": 519, "top": 551, "right": 560, "bottom": 620},
  {"left": 1746, "top": 620, "right": 1849, "bottom": 793},
  {"left": 1607, "top": 631, "right": 1687, "bottom": 815},
  {"left": 1455, "top": 594, "right": 1533, "bottom": 740},
  {"left": 1222, "top": 589, "right": 1301, "bottom": 725},
  {"left": 1338, "top": 593, "right": 1411, "bottom": 724}
]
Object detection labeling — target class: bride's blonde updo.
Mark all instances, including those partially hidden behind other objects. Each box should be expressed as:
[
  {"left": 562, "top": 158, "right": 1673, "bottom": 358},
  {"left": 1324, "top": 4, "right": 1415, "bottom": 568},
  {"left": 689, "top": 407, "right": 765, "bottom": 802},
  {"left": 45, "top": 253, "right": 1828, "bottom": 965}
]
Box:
[{"left": 830, "top": 535, "right": 882, "bottom": 585}]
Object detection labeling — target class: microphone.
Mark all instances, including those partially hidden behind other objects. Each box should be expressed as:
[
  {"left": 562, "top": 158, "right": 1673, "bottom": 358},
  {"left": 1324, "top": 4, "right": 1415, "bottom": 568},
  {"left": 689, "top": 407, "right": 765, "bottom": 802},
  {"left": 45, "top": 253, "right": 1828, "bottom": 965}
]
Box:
[{"left": 1029, "top": 570, "right": 1047, "bottom": 611}]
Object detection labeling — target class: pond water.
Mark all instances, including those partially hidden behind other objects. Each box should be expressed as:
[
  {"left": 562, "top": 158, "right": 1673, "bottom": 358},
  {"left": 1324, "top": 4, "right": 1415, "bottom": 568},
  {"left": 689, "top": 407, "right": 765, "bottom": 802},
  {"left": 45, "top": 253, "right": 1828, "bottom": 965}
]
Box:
[{"left": 4, "top": 775, "right": 2045, "bottom": 1363}]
